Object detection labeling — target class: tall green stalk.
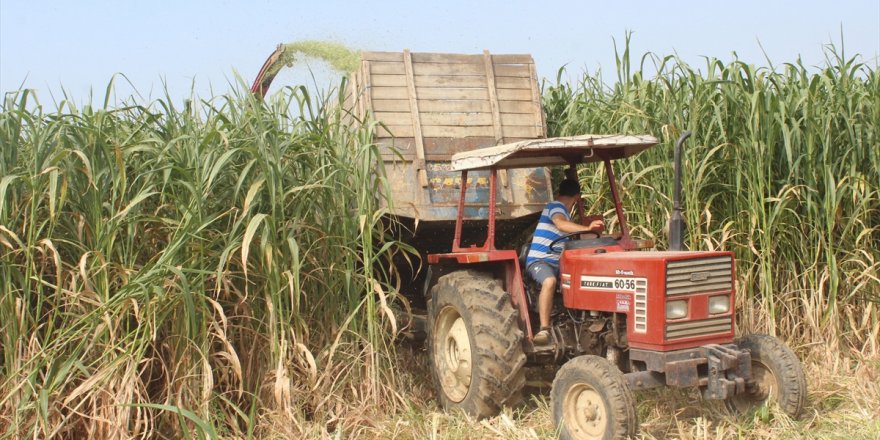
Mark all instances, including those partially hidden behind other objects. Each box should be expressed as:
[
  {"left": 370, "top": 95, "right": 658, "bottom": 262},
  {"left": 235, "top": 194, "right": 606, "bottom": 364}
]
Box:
[
  {"left": 0, "top": 80, "right": 407, "bottom": 438},
  {"left": 544, "top": 38, "right": 879, "bottom": 350}
]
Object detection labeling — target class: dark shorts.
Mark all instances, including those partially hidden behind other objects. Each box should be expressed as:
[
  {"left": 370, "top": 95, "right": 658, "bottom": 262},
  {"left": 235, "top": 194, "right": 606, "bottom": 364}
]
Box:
[{"left": 526, "top": 261, "right": 558, "bottom": 286}]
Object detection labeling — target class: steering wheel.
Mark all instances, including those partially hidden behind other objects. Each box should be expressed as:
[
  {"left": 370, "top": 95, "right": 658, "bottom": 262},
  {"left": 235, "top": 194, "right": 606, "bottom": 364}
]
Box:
[{"left": 548, "top": 230, "right": 601, "bottom": 253}]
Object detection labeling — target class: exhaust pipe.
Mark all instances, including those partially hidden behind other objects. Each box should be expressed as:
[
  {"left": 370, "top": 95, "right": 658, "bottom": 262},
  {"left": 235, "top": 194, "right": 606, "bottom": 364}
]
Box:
[{"left": 668, "top": 131, "right": 692, "bottom": 251}]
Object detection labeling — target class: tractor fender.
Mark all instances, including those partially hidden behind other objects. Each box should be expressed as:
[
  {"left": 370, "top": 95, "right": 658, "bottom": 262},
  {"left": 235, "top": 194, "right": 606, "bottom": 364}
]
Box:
[{"left": 426, "top": 251, "right": 533, "bottom": 339}]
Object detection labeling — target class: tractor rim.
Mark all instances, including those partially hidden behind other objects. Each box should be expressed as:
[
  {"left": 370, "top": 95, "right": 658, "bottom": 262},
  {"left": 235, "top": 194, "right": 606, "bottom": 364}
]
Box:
[
  {"left": 749, "top": 359, "right": 778, "bottom": 401},
  {"left": 563, "top": 383, "right": 607, "bottom": 439},
  {"left": 732, "top": 359, "right": 778, "bottom": 410},
  {"left": 434, "top": 305, "right": 472, "bottom": 402}
]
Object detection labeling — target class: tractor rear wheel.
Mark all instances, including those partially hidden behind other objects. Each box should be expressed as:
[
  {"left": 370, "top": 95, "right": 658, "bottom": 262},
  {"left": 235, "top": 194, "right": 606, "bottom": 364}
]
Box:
[
  {"left": 726, "top": 334, "right": 807, "bottom": 418},
  {"left": 551, "top": 355, "right": 638, "bottom": 440},
  {"left": 427, "top": 270, "right": 526, "bottom": 418}
]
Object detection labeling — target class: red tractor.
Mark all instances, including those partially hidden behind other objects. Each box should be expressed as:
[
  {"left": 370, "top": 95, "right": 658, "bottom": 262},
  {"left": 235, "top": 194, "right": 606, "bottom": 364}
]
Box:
[{"left": 424, "top": 133, "right": 806, "bottom": 439}]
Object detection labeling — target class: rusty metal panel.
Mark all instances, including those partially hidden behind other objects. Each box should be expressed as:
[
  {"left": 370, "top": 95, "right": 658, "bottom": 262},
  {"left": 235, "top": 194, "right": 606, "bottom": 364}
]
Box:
[
  {"left": 664, "top": 358, "right": 703, "bottom": 388},
  {"left": 382, "top": 160, "right": 551, "bottom": 223}
]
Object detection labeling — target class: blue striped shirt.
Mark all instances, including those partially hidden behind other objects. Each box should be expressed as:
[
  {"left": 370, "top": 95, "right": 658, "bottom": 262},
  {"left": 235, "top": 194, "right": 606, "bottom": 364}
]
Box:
[{"left": 526, "top": 201, "right": 569, "bottom": 267}]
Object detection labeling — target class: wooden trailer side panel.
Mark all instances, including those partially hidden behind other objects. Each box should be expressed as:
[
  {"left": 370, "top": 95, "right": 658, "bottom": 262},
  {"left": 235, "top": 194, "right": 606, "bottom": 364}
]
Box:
[
  {"left": 357, "top": 51, "right": 545, "bottom": 143},
  {"left": 348, "top": 51, "right": 552, "bottom": 223}
]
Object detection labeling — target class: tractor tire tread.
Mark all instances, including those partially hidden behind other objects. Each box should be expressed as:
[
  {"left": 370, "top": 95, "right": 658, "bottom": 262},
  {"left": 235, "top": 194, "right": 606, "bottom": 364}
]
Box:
[
  {"left": 428, "top": 270, "right": 526, "bottom": 419},
  {"left": 731, "top": 333, "right": 807, "bottom": 418},
  {"left": 552, "top": 355, "right": 638, "bottom": 439}
]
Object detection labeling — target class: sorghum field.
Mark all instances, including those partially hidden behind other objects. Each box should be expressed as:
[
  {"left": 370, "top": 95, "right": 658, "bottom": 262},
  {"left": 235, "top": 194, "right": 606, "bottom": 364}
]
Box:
[{"left": 1, "top": 41, "right": 878, "bottom": 438}]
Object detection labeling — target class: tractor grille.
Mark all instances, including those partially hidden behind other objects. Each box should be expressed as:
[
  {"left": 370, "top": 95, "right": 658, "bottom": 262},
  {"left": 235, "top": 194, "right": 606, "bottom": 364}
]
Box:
[
  {"left": 633, "top": 279, "right": 648, "bottom": 333},
  {"left": 666, "top": 316, "right": 732, "bottom": 340},
  {"left": 666, "top": 256, "right": 733, "bottom": 296}
]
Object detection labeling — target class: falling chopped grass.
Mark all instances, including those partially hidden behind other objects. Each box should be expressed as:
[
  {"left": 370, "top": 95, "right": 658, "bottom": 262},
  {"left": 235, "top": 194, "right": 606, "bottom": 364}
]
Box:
[{"left": 266, "top": 40, "right": 362, "bottom": 79}]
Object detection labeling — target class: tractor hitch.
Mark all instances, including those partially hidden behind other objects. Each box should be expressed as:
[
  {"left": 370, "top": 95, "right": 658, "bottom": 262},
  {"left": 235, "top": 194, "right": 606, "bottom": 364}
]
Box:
[{"left": 626, "top": 344, "right": 753, "bottom": 400}]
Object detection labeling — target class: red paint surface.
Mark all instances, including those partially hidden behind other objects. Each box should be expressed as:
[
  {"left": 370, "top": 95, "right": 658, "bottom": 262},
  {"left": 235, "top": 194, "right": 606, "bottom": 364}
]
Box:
[{"left": 561, "top": 249, "right": 736, "bottom": 351}]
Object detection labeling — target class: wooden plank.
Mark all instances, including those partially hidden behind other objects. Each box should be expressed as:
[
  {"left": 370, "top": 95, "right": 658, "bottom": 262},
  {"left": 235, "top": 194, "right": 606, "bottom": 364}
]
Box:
[
  {"left": 372, "top": 100, "right": 532, "bottom": 115},
  {"left": 370, "top": 57, "right": 530, "bottom": 76},
  {"left": 403, "top": 49, "right": 429, "bottom": 188},
  {"left": 528, "top": 61, "right": 546, "bottom": 137},
  {"left": 373, "top": 111, "right": 416, "bottom": 125},
  {"left": 374, "top": 112, "right": 493, "bottom": 126},
  {"left": 361, "top": 61, "right": 373, "bottom": 120},
  {"left": 376, "top": 136, "right": 535, "bottom": 159},
  {"left": 366, "top": 52, "right": 531, "bottom": 66},
  {"left": 495, "top": 76, "right": 532, "bottom": 89},
  {"left": 416, "top": 75, "right": 488, "bottom": 87},
  {"left": 499, "top": 100, "right": 538, "bottom": 114},
  {"left": 374, "top": 99, "right": 497, "bottom": 114},
  {"left": 501, "top": 126, "right": 540, "bottom": 138},
  {"left": 372, "top": 74, "right": 488, "bottom": 88},
  {"left": 371, "top": 99, "right": 410, "bottom": 112},
  {"left": 483, "top": 50, "right": 504, "bottom": 144},
  {"left": 418, "top": 88, "right": 488, "bottom": 100},
  {"left": 372, "top": 86, "right": 531, "bottom": 99},
  {"left": 376, "top": 125, "right": 412, "bottom": 138},
  {"left": 417, "top": 100, "right": 491, "bottom": 113},
  {"left": 424, "top": 112, "right": 493, "bottom": 126},
  {"left": 420, "top": 88, "right": 490, "bottom": 100},
  {"left": 497, "top": 88, "right": 533, "bottom": 101},
  {"left": 500, "top": 113, "right": 539, "bottom": 126},
  {"left": 370, "top": 61, "right": 406, "bottom": 75},
  {"left": 412, "top": 63, "right": 486, "bottom": 76},
  {"left": 373, "top": 111, "right": 516, "bottom": 127},
  {"left": 377, "top": 125, "right": 498, "bottom": 138},
  {"left": 361, "top": 51, "right": 404, "bottom": 62},
  {"left": 421, "top": 136, "right": 504, "bottom": 158},
  {"left": 483, "top": 50, "right": 510, "bottom": 190},
  {"left": 370, "top": 86, "right": 411, "bottom": 100},
  {"left": 345, "top": 68, "right": 360, "bottom": 119},
  {"left": 370, "top": 74, "right": 407, "bottom": 87},
  {"left": 424, "top": 125, "right": 495, "bottom": 137},
  {"left": 411, "top": 53, "right": 484, "bottom": 64},
  {"left": 493, "top": 64, "right": 531, "bottom": 77},
  {"left": 348, "top": 64, "right": 363, "bottom": 119},
  {"left": 372, "top": 87, "right": 490, "bottom": 100},
  {"left": 491, "top": 54, "right": 534, "bottom": 64}
]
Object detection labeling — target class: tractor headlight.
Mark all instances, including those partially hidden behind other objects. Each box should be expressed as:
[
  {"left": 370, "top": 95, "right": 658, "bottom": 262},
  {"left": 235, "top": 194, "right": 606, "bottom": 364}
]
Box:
[
  {"left": 666, "top": 300, "right": 688, "bottom": 320},
  {"left": 708, "top": 295, "right": 730, "bottom": 314}
]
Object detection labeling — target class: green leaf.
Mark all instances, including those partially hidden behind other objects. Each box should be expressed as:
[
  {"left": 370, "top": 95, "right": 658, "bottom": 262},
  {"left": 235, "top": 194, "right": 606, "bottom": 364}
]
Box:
[{"left": 242, "top": 213, "right": 267, "bottom": 280}]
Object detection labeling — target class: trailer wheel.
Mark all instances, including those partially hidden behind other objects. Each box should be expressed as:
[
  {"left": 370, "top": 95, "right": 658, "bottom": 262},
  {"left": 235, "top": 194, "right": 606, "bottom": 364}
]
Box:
[
  {"left": 727, "top": 334, "right": 807, "bottom": 419},
  {"left": 427, "top": 270, "right": 526, "bottom": 418},
  {"left": 551, "top": 355, "right": 637, "bottom": 440}
]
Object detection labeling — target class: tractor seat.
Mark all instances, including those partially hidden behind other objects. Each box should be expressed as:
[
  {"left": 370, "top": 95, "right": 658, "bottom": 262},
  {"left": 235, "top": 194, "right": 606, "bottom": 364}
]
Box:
[
  {"left": 518, "top": 241, "right": 539, "bottom": 311},
  {"left": 519, "top": 242, "right": 530, "bottom": 269}
]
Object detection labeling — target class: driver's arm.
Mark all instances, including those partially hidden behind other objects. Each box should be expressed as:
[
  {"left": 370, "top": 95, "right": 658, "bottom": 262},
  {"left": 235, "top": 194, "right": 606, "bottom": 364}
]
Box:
[{"left": 551, "top": 214, "right": 604, "bottom": 233}]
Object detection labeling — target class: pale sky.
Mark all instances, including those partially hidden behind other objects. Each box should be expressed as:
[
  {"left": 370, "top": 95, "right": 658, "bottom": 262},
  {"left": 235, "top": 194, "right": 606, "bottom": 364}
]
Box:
[{"left": 1, "top": 1, "right": 878, "bottom": 105}]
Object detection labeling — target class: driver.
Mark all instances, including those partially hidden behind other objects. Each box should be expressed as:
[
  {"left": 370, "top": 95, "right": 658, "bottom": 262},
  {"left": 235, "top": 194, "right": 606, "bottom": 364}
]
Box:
[{"left": 526, "top": 178, "right": 604, "bottom": 345}]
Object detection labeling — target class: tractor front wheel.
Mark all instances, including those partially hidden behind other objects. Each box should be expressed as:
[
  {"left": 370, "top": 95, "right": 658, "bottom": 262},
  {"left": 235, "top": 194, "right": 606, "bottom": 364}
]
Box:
[
  {"left": 427, "top": 270, "right": 526, "bottom": 418},
  {"left": 551, "top": 355, "right": 638, "bottom": 440},
  {"left": 726, "top": 333, "right": 807, "bottom": 418}
]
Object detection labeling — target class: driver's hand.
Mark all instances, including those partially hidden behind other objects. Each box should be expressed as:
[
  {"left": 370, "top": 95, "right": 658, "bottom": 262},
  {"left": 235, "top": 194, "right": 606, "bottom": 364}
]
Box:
[{"left": 588, "top": 219, "right": 605, "bottom": 231}]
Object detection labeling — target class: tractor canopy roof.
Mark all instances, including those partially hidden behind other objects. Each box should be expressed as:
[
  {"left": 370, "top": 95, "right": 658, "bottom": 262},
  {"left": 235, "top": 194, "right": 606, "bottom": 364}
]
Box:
[{"left": 450, "top": 134, "right": 659, "bottom": 171}]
